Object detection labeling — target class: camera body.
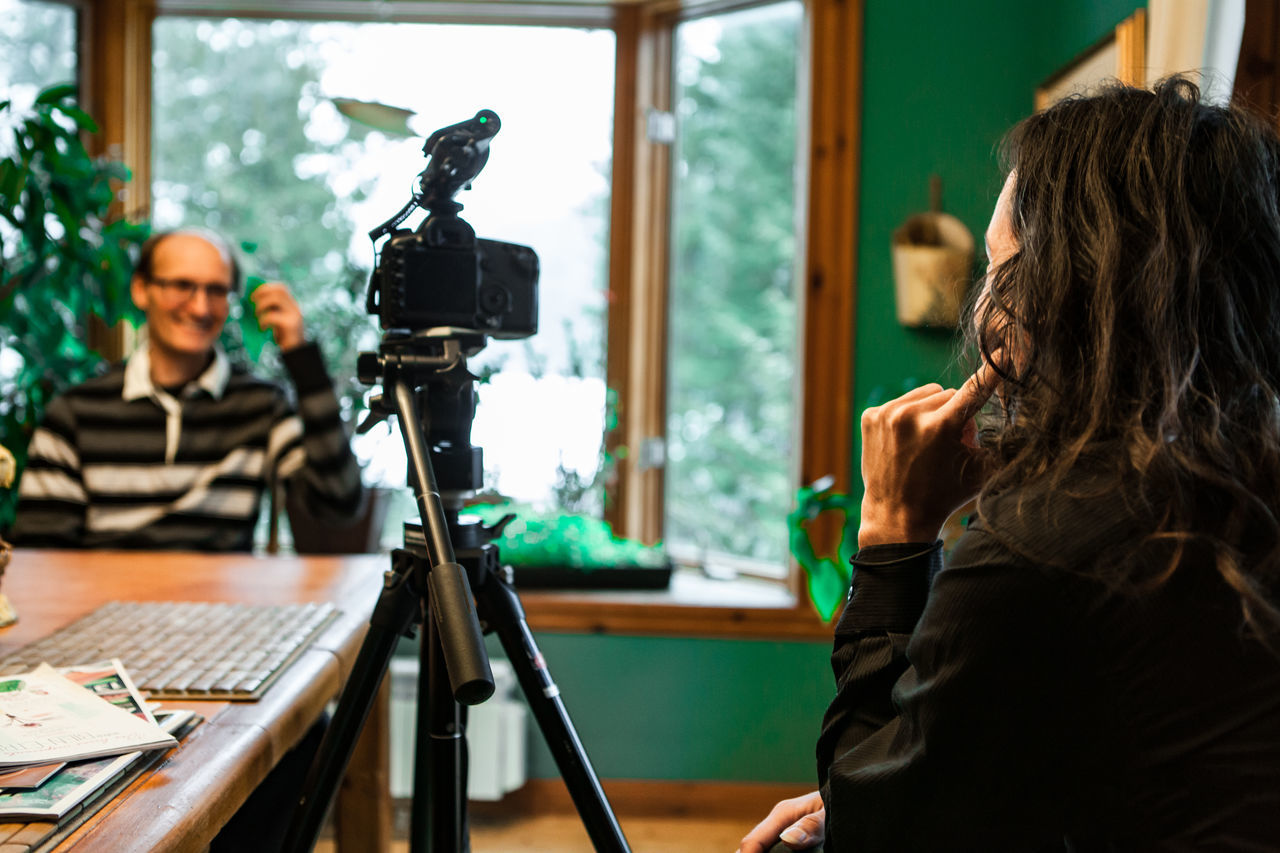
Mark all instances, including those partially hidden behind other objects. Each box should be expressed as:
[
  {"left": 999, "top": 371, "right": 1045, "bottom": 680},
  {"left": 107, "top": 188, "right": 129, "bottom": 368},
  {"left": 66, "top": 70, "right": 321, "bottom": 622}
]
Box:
[{"left": 370, "top": 227, "right": 538, "bottom": 338}]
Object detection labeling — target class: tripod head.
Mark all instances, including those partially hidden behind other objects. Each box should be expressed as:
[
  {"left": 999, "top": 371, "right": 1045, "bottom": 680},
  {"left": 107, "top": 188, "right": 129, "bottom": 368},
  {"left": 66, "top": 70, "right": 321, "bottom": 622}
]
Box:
[{"left": 357, "top": 328, "right": 488, "bottom": 500}]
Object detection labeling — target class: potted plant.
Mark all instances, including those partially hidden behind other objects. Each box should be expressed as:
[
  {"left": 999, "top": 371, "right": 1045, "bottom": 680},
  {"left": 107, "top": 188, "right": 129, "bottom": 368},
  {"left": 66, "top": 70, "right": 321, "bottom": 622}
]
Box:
[{"left": 0, "top": 83, "right": 149, "bottom": 532}]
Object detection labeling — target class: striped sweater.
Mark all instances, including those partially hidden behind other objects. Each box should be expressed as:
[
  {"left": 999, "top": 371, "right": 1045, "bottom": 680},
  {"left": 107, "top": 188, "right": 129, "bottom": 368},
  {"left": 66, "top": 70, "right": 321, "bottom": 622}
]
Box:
[{"left": 10, "top": 342, "right": 363, "bottom": 551}]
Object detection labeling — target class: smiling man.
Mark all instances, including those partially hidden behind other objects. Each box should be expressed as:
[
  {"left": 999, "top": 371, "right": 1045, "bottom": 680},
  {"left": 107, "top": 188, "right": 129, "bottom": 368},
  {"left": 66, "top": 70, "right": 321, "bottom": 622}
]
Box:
[{"left": 10, "top": 228, "right": 363, "bottom": 550}]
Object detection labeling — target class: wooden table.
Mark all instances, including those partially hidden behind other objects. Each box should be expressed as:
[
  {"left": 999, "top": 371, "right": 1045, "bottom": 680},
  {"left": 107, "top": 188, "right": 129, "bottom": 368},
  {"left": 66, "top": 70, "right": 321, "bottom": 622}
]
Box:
[{"left": 0, "top": 549, "right": 392, "bottom": 852}]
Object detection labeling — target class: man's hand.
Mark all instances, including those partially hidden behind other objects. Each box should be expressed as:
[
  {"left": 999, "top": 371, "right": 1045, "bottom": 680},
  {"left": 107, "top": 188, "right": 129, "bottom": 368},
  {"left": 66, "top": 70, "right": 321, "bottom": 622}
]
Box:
[
  {"left": 250, "top": 281, "right": 306, "bottom": 352},
  {"left": 857, "top": 364, "right": 999, "bottom": 548},
  {"left": 738, "top": 791, "right": 825, "bottom": 852}
]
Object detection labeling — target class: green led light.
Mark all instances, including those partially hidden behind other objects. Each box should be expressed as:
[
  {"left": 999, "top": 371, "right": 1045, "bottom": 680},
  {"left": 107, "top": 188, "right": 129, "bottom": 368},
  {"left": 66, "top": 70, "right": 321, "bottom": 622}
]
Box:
[{"left": 478, "top": 116, "right": 488, "bottom": 123}]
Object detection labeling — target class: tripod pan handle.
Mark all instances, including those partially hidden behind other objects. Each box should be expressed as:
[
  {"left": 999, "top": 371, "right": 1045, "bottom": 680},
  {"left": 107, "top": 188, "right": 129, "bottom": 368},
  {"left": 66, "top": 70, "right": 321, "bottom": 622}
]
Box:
[{"left": 428, "top": 560, "right": 496, "bottom": 704}]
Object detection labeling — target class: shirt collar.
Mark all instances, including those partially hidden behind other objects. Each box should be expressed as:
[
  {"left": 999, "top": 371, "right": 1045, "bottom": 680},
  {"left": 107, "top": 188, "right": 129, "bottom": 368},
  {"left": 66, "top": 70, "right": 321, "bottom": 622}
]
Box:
[{"left": 122, "top": 337, "right": 230, "bottom": 402}]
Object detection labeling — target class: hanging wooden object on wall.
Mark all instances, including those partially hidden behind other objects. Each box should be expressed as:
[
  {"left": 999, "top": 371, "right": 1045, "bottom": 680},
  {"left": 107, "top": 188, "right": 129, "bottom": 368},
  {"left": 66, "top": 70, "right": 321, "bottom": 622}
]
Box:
[{"left": 890, "top": 176, "right": 973, "bottom": 328}]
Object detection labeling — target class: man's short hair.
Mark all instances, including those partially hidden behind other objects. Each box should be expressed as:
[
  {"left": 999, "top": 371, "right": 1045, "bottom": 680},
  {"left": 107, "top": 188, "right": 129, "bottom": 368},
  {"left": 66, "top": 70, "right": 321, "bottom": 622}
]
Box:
[{"left": 134, "top": 228, "right": 243, "bottom": 292}]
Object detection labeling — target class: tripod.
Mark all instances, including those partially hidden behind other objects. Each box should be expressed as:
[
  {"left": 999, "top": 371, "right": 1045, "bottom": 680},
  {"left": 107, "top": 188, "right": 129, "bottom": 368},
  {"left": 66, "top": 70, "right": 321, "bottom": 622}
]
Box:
[{"left": 283, "top": 331, "right": 632, "bottom": 853}]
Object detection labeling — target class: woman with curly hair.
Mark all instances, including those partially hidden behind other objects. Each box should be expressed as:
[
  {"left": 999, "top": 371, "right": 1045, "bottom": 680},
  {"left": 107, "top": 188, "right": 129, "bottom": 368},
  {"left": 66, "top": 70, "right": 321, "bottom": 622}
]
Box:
[{"left": 741, "top": 78, "right": 1280, "bottom": 852}]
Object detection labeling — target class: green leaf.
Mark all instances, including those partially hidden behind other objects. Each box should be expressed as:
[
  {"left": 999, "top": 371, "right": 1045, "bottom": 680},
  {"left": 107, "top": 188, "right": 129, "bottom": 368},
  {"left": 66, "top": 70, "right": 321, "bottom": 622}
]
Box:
[
  {"left": 34, "top": 83, "right": 77, "bottom": 105},
  {"left": 0, "top": 160, "right": 27, "bottom": 202},
  {"left": 234, "top": 276, "right": 271, "bottom": 360},
  {"left": 806, "top": 558, "right": 849, "bottom": 622},
  {"left": 58, "top": 104, "right": 99, "bottom": 133}
]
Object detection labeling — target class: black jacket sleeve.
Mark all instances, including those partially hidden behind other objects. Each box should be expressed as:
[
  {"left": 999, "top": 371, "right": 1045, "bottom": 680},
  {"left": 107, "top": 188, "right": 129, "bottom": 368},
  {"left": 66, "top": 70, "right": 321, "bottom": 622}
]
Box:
[
  {"left": 817, "top": 530, "right": 1087, "bottom": 853},
  {"left": 274, "top": 342, "right": 364, "bottom": 521}
]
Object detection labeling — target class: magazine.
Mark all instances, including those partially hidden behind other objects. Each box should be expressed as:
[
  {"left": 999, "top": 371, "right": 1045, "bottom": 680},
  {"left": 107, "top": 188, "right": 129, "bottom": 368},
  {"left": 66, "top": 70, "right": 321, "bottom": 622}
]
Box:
[
  {"left": 57, "top": 660, "right": 158, "bottom": 724},
  {"left": 0, "top": 709, "right": 195, "bottom": 820},
  {"left": 0, "top": 761, "right": 65, "bottom": 791},
  {"left": 0, "top": 663, "right": 176, "bottom": 769},
  {"left": 0, "top": 661, "right": 151, "bottom": 794}
]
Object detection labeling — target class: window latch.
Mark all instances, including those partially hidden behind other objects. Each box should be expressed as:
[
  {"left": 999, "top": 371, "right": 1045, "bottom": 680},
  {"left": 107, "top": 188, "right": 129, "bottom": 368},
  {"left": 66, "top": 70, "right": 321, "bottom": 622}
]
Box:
[
  {"left": 646, "top": 109, "right": 676, "bottom": 145},
  {"left": 638, "top": 437, "right": 666, "bottom": 470}
]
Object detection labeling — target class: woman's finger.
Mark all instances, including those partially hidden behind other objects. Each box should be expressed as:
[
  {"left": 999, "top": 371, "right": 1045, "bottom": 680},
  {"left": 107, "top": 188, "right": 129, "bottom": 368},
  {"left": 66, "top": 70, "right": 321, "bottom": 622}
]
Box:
[
  {"left": 883, "top": 383, "right": 945, "bottom": 408},
  {"left": 779, "top": 807, "right": 826, "bottom": 849},
  {"left": 939, "top": 362, "right": 1000, "bottom": 425}
]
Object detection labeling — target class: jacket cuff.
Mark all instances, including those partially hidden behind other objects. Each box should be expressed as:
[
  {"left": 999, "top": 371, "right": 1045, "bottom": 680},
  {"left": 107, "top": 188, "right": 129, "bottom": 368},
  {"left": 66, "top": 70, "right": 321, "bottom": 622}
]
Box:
[
  {"left": 280, "top": 341, "right": 331, "bottom": 396},
  {"left": 837, "top": 541, "right": 941, "bottom": 634}
]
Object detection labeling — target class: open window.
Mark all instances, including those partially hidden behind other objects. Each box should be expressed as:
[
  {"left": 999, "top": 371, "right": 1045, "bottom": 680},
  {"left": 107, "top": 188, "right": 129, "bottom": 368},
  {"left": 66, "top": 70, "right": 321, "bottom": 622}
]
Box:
[{"left": 60, "top": 0, "right": 862, "bottom": 637}]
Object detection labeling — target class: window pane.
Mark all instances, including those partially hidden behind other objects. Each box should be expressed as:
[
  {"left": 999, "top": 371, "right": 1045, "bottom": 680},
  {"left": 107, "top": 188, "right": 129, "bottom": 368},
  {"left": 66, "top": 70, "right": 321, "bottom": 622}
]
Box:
[
  {"left": 665, "top": 2, "right": 803, "bottom": 576},
  {"left": 151, "top": 20, "right": 614, "bottom": 518},
  {"left": 0, "top": 0, "right": 76, "bottom": 101}
]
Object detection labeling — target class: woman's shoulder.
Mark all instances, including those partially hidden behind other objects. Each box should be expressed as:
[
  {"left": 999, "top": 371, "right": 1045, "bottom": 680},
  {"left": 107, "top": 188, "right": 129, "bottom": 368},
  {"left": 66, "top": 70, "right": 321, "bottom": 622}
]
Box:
[{"left": 959, "top": 471, "right": 1151, "bottom": 573}]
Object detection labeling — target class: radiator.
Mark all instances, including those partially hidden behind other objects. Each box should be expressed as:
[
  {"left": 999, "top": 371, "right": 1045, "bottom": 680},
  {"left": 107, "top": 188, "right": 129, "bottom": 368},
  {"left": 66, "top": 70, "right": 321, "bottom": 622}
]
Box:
[{"left": 388, "top": 656, "right": 528, "bottom": 801}]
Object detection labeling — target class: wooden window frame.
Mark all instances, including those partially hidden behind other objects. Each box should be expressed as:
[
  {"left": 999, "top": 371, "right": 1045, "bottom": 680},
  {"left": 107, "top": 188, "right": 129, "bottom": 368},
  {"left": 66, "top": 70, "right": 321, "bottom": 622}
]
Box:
[{"left": 80, "top": 0, "right": 861, "bottom": 640}]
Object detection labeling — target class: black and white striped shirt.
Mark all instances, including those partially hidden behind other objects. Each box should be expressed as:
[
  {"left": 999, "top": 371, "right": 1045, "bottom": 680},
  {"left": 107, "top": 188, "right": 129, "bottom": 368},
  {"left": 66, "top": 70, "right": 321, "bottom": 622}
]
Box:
[{"left": 11, "top": 342, "right": 363, "bottom": 551}]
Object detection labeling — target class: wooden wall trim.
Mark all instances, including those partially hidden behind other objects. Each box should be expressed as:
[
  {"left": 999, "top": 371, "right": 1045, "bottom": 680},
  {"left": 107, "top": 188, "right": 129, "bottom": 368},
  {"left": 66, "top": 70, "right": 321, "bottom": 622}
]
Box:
[
  {"left": 1115, "top": 7, "right": 1147, "bottom": 87},
  {"left": 82, "top": 0, "right": 154, "bottom": 362},
  {"left": 605, "top": 5, "right": 640, "bottom": 539},
  {"left": 521, "top": 593, "right": 834, "bottom": 640},
  {"left": 795, "top": 0, "right": 861, "bottom": 596},
  {"left": 83, "top": 0, "right": 154, "bottom": 219},
  {"left": 607, "top": 5, "right": 673, "bottom": 546}
]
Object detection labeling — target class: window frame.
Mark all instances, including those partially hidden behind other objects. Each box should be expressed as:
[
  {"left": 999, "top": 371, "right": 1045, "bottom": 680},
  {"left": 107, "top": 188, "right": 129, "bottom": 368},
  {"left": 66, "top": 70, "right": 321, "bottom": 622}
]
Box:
[{"left": 82, "top": 0, "right": 861, "bottom": 639}]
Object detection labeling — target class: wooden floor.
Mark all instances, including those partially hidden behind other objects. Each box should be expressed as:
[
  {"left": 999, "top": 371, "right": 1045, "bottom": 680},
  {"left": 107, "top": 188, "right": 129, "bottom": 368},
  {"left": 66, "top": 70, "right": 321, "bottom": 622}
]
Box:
[
  {"left": 310, "top": 777, "right": 810, "bottom": 852},
  {"left": 315, "top": 812, "right": 750, "bottom": 852}
]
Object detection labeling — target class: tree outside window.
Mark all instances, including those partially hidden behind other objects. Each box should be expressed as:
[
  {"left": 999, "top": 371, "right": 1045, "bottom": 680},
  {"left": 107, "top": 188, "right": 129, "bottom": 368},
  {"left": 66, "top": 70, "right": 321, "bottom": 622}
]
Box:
[{"left": 666, "top": 1, "right": 803, "bottom": 576}]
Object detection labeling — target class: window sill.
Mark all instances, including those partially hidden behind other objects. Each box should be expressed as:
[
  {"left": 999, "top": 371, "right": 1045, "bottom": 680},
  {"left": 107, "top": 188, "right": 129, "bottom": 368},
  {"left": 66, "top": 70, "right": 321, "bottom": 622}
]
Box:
[{"left": 516, "top": 567, "right": 836, "bottom": 640}]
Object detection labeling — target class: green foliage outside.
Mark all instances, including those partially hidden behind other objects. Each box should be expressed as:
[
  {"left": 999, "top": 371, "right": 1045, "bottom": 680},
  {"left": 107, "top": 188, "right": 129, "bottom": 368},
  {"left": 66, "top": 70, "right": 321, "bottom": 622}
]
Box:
[
  {"left": 0, "top": 0, "right": 75, "bottom": 97},
  {"left": 665, "top": 4, "right": 802, "bottom": 566}
]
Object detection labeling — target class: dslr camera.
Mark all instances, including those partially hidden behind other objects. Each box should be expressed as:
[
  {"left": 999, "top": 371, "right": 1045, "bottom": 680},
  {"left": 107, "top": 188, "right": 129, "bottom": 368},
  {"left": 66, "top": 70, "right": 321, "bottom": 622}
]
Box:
[{"left": 366, "top": 109, "right": 539, "bottom": 339}]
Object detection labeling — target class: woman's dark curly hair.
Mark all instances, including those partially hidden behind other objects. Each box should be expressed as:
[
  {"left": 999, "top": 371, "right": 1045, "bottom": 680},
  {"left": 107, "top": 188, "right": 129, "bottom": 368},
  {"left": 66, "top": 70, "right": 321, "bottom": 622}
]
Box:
[{"left": 972, "top": 77, "right": 1280, "bottom": 636}]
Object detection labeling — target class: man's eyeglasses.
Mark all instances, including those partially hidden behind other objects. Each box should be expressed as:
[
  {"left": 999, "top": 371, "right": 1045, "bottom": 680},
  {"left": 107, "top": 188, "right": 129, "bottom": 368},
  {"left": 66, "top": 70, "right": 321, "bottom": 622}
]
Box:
[{"left": 147, "top": 277, "right": 234, "bottom": 306}]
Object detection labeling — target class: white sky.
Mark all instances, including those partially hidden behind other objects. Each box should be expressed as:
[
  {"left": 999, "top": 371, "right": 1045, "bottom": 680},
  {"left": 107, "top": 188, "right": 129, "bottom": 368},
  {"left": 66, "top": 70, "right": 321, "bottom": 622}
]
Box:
[{"left": 305, "top": 22, "right": 616, "bottom": 374}]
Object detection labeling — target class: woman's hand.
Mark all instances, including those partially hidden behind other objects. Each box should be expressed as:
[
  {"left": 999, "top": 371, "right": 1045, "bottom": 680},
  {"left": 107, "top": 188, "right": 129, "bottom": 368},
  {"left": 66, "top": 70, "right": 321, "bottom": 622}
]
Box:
[
  {"left": 858, "top": 366, "right": 998, "bottom": 548},
  {"left": 738, "top": 791, "right": 825, "bottom": 852}
]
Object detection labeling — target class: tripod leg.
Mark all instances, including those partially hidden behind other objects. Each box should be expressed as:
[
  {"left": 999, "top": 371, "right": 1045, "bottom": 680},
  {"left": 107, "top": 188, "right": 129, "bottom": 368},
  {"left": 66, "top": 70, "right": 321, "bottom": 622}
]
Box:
[
  {"left": 477, "top": 574, "right": 632, "bottom": 853},
  {"left": 283, "top": 551, "right": 424, "bottom": 853},
  {"left": 413, "top": 604, "right": 470, "bottom": 853}
]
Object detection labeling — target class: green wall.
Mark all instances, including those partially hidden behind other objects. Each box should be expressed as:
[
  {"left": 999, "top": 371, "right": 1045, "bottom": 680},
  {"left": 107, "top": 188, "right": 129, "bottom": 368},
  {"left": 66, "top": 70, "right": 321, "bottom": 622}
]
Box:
[
  {"left": 516, "top": 634, "right": 833, "bottom": 781},
  {"left": 509, "top": 0, "right": 1145, "bottom": 787},
  {"left": 855, "top": 0, "right": 1143, "bottom": 403}
]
